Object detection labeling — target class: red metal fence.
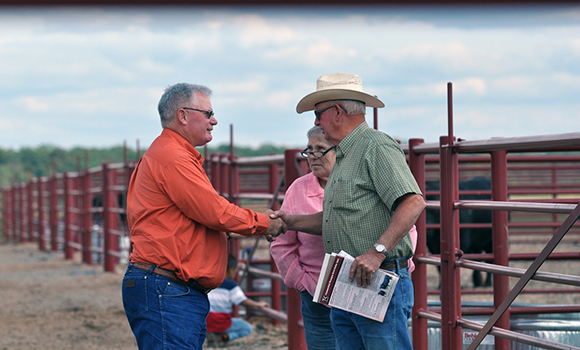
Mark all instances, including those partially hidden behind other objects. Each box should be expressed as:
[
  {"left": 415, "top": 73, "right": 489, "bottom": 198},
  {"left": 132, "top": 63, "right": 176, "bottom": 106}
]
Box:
[
  {"left": 408, "top": 84, "right": 580, "bottom": 350},
  {"left": 1, "top": 162, "right": 135, "bottom": 272},
  {"left": 409, "top": 138, "right": 580, "bottom": 350},
  {"left": 2, "top": 85, "right": 580, "bottom": 349}
]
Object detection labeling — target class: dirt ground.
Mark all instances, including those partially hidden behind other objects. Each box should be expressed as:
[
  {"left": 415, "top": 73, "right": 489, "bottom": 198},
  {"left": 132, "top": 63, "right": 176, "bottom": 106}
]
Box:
[
  {"left": 0, "top": 242, "right": 287, "bottom": 350},
  {"left": 1, "top": 235, "right": 578, "bottom": 350}
]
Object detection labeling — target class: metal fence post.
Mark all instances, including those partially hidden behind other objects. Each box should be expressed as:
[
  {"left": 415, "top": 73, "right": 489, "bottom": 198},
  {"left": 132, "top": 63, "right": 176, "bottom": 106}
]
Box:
[
  {"left": 409, "top": 138, "right": 428, "bottom": 350},
  {"left": 284, "top": 149, "right": 307, "bottom": 350},
  {"left": 81, "top": 171, "right": 93, "bottom": 264},
  {"left": 12, "top": 186, "right": 18, "bottom": 242},
  {"left": 1, "top": 187, "right": 12, "bottom": 240},
  {"left": 228, "top": 154, "right": 241, "bottom": 263},
  {"left": 49, "top": 175, "right": 59, "bottom": 251},
  {"left": 103, "top": 163, "right": 119, "bottom": 273},
  {"left": 38, "top": 178, "right": 47, "bottom": 250},
  {"left": 12, "top": 185, "right": 19, "bottom": 242},
  {"left": 268, "top": 161, "right": 282, "bottom": 323},
  {"left": 0, "top": 188, "right": 5, "bottom": 239},
  {"left": 19, "top": 183, "right": 26, "bottom": 242},
  {"left": 491, "top": 150, "right": 510, "bottom": 350},
  {"left": 210, "top": 153, "right": 220, "bottom": 192},
  {"left": 439, "top": 134, "right": 462, "bottom": 350},
  {"left": 27, "top": 180, "right": 35, "bottom": 242},
  {"left": 220, "top": 154, "right": 229, "bottom": 197},
  {"left": 63, "top": 172, "right": 74, "bottom": 259}
]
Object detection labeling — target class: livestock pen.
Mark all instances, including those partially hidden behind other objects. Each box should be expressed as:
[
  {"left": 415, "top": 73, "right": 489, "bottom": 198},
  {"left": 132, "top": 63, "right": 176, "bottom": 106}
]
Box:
[{"left": 2, "top": 84, "right": 580, "bottom": 350}]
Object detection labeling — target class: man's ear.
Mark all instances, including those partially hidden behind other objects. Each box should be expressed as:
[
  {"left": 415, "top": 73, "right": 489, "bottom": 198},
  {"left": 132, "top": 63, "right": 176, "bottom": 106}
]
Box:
[
  {"left": 333, "top": 105, "right": 344, "bottom": 122},
  {"left": 178, "top": 110, "right": 188, "bottom": 125}
]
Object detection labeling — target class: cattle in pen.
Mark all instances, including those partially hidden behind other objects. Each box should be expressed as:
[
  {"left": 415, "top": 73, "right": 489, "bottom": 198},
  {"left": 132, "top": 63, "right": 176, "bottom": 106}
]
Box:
[{"left": 425, "top": 177, "right": 493, "bottom": 288}]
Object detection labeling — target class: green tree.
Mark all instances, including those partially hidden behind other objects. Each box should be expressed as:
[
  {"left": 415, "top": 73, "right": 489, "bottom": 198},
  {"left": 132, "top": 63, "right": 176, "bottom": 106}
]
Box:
[{"left": 0, "top": 142, "right": 288, "bottom": 188}]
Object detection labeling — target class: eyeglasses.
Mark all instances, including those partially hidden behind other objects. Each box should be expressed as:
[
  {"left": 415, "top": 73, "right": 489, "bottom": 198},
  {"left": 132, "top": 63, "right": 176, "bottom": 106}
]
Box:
[
  {"left": 182, "top": 107, "right": 215, "bottom": 119},
  {"left": 300, "top": 146, "right": 336, "bottom": 159},
  {"left": 314, "top": 104, "right": 348, "bottom": 120}
]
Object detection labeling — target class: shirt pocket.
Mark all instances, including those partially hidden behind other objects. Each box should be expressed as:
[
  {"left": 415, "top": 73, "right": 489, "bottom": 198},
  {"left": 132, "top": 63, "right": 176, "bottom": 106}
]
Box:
[{"left": 328, "top": 174, "right": 357, "bottom": 211}]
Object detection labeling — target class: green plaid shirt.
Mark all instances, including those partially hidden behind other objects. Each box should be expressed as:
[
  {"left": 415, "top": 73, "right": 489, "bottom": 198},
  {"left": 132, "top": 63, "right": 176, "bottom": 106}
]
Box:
[{"left": 322, "top": 122, "right": 422, "bottom": 260}]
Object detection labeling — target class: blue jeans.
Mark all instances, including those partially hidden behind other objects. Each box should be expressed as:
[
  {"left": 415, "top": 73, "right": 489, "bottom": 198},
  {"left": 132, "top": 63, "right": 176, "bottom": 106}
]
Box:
[
  {"left": 300, "top": 290, "right": 337, "bottom": 350},
  {"left": 122, "top": 264, "right": 210, "bottom": 350},
  {"left": 330, "top": 266, "right": 413, "bottom": 350},
  {"left": 226, "top": 317, "right": 254, "bottom": 341}
]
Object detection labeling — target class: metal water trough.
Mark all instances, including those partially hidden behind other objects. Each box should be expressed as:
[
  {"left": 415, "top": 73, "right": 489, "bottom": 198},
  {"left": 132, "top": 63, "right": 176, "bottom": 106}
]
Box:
[{"left": 410, "top": 301, "right": 580, "bottom": 350}]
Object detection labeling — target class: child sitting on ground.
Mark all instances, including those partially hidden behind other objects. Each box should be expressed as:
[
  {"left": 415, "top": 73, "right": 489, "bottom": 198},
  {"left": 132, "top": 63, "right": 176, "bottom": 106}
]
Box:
[{"left": 206, "top": 254, "right": 269, "bottom": 346}]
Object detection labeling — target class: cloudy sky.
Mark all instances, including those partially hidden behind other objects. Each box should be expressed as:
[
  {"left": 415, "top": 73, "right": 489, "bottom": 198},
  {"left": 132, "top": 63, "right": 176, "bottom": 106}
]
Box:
[{"left": 1, "top": 4, "right": 579, "bottom": 151}]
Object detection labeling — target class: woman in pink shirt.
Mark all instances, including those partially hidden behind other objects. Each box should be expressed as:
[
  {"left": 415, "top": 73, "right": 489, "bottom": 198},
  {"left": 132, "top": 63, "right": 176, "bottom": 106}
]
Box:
[
  {"left": 271, "top": 126, "right": 337, "bottom": 350},
  {"left": 271, "top": 126, "right": 418, "bottom": 350}
]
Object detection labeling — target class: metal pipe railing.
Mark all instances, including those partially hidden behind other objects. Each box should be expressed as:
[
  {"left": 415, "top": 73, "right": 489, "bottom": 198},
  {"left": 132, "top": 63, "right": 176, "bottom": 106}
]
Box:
[{"left": 406, "top": 83, "right": 580, "bottom": 350}]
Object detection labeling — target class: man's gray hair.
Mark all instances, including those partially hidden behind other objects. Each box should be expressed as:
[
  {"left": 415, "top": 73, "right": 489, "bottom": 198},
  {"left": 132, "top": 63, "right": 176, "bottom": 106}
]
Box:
[
  {"left": 326, "top": 99, "right": 366, "bottom": 115},
  {"left": 158, "top": 83, "right": 212, "bottom": 128}
]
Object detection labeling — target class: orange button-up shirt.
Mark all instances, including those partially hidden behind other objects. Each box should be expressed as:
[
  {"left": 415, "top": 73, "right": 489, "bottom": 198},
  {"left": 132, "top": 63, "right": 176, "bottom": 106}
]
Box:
[{"left": 127, "top": 128, "right": 270, "bottom": 288}]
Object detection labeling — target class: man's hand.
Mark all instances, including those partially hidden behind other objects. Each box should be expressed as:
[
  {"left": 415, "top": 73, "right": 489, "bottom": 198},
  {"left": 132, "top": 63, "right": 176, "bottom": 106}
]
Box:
[
  {"left": 268, "top": 210, "right": 323, "bottom": 236},
  {"left": 263, "top": 209, "right": 287, "bottom": 242},
  {"left": 269, "top": 210, "right": 287, "bottom": 221},
  {"left": 349, "top": 250, "right": 385, "bottom": 288}
]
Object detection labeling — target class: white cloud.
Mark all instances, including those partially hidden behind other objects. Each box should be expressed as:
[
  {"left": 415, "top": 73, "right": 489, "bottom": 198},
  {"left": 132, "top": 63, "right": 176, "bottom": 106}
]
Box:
[
  {"left": 0, "top": 115, "right": 24, "bottom": 133},
  {"left": 1, "top": 6, "right": 579, "bottom": 150},
  {"left": 570, "top": 38, "right": 580, "bottom": 54},
  {"left": 18, "top": 97, "right": 50, "bottom": 112},
  {"left": 263, "top": 90, "right": 295, "bottom": 108},
  {"left": 217, "top": 80, "right": 265, "bottom": 95},
  {"left": 454, "top": 78, "right": 488, "bottom": 96},
  {"left": 232, "top": 14, "right": 300, "bottom": 48}
]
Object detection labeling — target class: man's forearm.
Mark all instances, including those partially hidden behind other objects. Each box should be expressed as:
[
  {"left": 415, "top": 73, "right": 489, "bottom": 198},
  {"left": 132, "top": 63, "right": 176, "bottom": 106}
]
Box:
[
  {"left": 286, "top": 211, "right": 323, "bottom": 235},
  {"left": 377, "top": 194, "right": 426, "bottom": 251}
]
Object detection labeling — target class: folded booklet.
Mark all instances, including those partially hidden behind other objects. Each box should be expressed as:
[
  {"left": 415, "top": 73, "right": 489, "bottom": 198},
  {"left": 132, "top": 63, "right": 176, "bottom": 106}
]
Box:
[{"left": 312, "top": 251, "right": 399, "bottom": 322}]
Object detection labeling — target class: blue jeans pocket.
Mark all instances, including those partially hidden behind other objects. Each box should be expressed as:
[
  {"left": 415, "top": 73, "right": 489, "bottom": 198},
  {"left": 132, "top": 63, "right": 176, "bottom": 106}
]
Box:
[
  {"left": 122, "top": 275, "right": 149, "bottom": 317},
  {"left": 157, "top": 279, "right": 189, "bottom": 297}
]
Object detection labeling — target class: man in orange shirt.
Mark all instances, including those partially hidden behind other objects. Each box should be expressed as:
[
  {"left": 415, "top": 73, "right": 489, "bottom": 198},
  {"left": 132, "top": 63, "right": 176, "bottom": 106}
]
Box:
[{"left": 121, "top": 83, "right": 286, "bottom": 350}]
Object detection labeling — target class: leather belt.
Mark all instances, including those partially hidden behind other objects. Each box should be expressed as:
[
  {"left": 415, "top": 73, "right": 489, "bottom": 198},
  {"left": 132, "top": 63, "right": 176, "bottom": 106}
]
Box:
[
  {"left": 130, "top": 262, "right": 212, "bottom": 295},
  {"left": 380, "top": 259, "right": 408, "bottom": 271}
]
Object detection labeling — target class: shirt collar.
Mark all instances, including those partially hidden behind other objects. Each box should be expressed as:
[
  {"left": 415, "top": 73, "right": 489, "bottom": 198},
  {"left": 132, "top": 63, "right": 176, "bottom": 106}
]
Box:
[
  {"left": 335, "top": 121, "right": 369, "bottom": 159},
  {"left": 305, "top": 172, "right": 325, "bottom": 197},
  {"left": 161, "top": 128, "right": 204, "bottom": 164}
]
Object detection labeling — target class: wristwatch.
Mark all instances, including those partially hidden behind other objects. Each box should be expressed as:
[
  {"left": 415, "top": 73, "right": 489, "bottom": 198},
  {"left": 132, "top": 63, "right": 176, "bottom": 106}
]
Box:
[{"left": 373, "top": 243, "right": 387, "bottom": 255}]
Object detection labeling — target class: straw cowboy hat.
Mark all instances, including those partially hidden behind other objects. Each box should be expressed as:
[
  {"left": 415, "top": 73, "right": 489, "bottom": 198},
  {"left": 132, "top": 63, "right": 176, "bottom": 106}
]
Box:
[{"left": 296, "top": 73, "right": 385, "bottom": 113}]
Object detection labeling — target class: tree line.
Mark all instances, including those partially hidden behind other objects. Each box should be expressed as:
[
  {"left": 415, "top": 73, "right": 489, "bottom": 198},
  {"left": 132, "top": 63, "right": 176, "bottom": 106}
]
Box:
[{"left": 0, "top": 143, "right": 288, "bottom": 188}]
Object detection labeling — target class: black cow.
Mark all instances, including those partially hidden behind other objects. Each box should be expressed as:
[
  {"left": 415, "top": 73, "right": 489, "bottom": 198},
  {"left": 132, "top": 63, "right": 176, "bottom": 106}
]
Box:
[{"left": 425, "top": 177, "right": 493, "bottom": 288}]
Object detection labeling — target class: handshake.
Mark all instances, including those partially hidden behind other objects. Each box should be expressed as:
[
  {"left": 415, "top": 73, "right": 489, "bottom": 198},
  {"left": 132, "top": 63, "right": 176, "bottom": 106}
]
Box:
[
  {"left": 262, "top": 210, "right": 323, "bottom": 242},
  {"left": 263, "top": 209, "right": 287, "bottom": 242}
]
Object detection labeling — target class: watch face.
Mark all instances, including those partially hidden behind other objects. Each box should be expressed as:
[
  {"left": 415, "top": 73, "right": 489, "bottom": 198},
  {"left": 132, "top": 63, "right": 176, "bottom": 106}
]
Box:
[{"left": 374, "top": 243, "right": 386, "bottom": 253}]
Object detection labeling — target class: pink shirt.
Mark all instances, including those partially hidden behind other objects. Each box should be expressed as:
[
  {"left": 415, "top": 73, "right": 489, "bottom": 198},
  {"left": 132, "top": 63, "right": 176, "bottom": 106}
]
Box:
[
  {"left": 271, "top": 173, "right": 326, "bottom": 296},
  {"left": 271, "top": 172, "right": 418, "bottom": 297}
]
